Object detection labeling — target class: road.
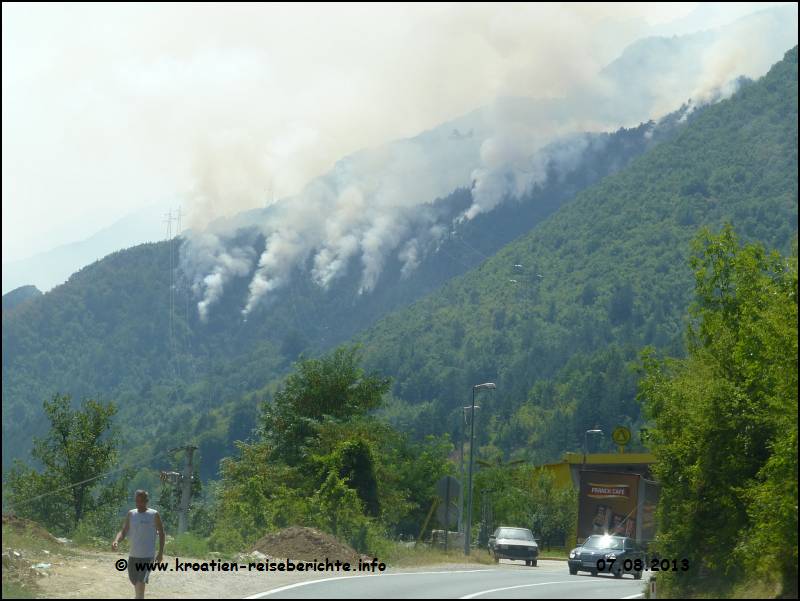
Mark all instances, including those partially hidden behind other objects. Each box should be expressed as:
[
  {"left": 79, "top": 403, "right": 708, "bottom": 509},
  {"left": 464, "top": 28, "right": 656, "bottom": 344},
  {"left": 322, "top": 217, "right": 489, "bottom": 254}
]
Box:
[{"left": 244, "top": 560, "right": 647, "bottom": 599}]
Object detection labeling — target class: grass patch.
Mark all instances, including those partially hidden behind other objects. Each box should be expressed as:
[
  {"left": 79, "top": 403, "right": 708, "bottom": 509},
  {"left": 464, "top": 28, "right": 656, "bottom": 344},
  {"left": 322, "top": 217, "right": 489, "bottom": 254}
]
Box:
[
  {"left": 2, "top": 522, "right": 75, "bottom": 558},
  {"left": 165, "top": 532, "right": 212, "bottom": 558},
  {"left": 1, "top": 580, "right": 39, "bottom": 599},
  {"left": 538, "top": 547, "right": 569, "bottom": 560},
  {"left": 380, "top": 542, "right": 495, "bottom": 567},
  {"left": 726, "top": 577, "right": 783, "bottom": 599}
]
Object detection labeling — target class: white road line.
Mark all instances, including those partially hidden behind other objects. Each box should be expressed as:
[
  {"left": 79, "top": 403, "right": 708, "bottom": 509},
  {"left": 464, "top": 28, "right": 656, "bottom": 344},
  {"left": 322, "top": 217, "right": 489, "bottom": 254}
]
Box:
[
  {"left": 245, "top": 568, "right": 495, "bottom": 599},
  {"left": 460, "top": 580, "right": 600, "bottom": 599},
  {"left": 460, "top": 578, "right": 643, "bottom": 599}
]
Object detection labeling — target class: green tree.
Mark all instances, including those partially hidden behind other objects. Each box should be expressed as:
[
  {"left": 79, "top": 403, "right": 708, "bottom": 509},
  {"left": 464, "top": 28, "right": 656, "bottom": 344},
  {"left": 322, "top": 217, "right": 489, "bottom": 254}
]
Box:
[
  {"left": 6, "top": 393, "right": 127, "bottom": 535},
  {"left": 260, "top": 345, "right": 391, "bottom": 464},
  {"left": 638, "top": 226, "right": 797, "bottom": 597},
  {"left": 473, "top": 466, "right": 576, "bottom": 548},
  {"left": 331, "top": 439, "right": 380, "bottom": 517},
  {"left": 212, "top": 346, "right": 453, "bottom": 551},
  {"left": 312, "top": 471, "right": 365, "bottom": 537}
]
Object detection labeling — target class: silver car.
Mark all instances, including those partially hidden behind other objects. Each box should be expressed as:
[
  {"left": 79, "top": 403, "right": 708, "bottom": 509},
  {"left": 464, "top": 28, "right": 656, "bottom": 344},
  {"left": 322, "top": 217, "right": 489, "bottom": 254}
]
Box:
[{"left": 487, "top": 526, "right": 539, "bottom": 566}]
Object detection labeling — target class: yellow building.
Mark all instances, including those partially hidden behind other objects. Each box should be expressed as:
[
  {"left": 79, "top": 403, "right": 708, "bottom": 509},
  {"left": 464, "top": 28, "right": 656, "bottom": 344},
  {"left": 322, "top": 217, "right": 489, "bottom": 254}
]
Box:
[
  {"left": 539, "top": 452, "right": 656, "bottom": 491},
  {"left": 538, "top": 452, "right": 658, "bottom": 546}
]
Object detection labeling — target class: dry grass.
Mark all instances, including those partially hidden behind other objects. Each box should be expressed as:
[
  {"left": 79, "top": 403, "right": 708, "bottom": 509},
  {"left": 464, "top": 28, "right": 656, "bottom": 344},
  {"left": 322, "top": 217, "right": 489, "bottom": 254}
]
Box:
[{"left": 381, "top": 542, "right": 496, "bottom": 567}]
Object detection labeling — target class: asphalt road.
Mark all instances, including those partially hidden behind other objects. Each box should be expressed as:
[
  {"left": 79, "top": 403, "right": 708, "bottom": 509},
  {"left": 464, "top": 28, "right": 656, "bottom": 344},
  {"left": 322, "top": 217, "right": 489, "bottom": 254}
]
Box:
[{"left": 244, "top": 560, "right": 648, "bottom": 599}]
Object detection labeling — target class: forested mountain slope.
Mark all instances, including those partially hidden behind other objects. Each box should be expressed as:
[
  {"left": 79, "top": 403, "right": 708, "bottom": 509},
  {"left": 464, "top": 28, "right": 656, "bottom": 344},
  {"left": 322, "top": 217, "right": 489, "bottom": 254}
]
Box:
[
  {"left": 359, "top": 47, "right": 798, "bottom": 463},
  {"left": 1, "top": 119, "right": 670, "bottom": 474},
  {"left": 4, "top": 46, "right": 796, "bottom": 478}
]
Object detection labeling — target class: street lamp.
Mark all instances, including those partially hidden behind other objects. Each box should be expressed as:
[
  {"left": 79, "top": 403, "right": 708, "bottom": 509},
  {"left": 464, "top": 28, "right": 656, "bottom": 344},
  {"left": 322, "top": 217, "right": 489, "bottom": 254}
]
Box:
[
  {"left": 584, "top": 428, "right": 603, "bottom": 467},
  {"left": 465, "top": 382, "right": 496, "bottom": 556},
  {"left": 459, "top": 405, "right": 480, "bottom": 534}
]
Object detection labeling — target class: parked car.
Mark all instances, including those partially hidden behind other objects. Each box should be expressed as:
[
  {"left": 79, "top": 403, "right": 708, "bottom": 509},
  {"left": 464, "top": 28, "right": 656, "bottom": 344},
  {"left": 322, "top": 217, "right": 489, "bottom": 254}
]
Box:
[
  {"left": 568, "top": 534, "right": 645, "bottom": 579},
  {"left": 487, "top": 527, "right": 539, "bottom": 566}
]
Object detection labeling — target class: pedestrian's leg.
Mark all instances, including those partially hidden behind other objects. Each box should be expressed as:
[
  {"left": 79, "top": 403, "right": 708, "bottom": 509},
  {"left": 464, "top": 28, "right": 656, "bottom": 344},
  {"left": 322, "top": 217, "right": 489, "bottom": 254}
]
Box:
[{"left": 134, "top": 581, "right": 145, "bottom": 599}]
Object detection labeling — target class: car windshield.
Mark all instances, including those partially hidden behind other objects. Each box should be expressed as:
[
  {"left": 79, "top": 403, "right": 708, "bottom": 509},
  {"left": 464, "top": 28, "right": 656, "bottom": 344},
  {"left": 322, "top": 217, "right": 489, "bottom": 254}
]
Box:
[
  {"left": 496, "top": 528, "right": 534, "bottom": 540},
  {"left": 583, "top": 535, "right": 624, "bottom": 550}
]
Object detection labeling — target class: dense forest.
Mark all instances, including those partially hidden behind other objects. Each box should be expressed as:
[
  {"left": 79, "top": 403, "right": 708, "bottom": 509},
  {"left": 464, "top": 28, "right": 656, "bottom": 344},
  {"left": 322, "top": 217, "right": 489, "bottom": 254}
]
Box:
[
  {"left": 2, "top": 285, "right": 41, "bottom": 312},
  {"left": 2, "top": 96, "right": 685, "bottom": 476},
  {"left": 360, "top": 46, "right": 798, "bottom": 465}
]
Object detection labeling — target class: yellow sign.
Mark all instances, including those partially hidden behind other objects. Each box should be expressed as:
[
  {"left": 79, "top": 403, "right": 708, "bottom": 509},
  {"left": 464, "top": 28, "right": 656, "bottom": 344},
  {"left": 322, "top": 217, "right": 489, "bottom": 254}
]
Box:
[{"left": 612, "top": 426, "right": 631, "bottom": 446}]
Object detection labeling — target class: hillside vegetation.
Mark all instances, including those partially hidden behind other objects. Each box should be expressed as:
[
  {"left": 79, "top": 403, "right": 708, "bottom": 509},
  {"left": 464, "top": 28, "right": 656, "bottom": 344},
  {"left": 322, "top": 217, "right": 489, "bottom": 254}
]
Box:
[{"left": 360, "top": 47, "right": 798, "bottom": 464}]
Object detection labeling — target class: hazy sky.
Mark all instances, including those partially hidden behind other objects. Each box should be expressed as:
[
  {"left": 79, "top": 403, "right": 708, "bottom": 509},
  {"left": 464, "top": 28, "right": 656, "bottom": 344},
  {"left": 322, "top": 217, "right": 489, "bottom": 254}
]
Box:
[{"left": 1, "top": 2, "right": 788, "bottom": 262}]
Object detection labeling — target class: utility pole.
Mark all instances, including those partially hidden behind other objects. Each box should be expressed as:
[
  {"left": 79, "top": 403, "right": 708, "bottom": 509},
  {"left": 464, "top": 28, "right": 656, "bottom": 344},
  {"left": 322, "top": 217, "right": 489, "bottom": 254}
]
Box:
[
  {"left": 163, "top": 210, "right": 174, "bottom": 240},
  {"left": 163, "top": 445, "right": 197, "bottom": 535},
  {"left": 175, "top": 206, "right": 183, "bottom": 237},
  {"left": 164, "top": 210, "right": 176, "bottom": 357},
  {"left": 178, "top": 445, "right": 196, "bottom": 534}
]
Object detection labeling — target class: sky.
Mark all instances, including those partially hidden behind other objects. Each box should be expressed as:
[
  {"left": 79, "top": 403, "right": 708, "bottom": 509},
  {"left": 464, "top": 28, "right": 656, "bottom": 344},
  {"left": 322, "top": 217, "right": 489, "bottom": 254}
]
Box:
[{"left": 1, "top": 2, "right": 791, "bottom": 263}]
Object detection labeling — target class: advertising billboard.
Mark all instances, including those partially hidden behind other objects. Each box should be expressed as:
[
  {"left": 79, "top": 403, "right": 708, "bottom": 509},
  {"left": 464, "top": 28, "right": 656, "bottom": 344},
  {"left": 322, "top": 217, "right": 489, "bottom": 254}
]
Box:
[{"left": 577, "top": 471, "right": 641, "bottom": 543}]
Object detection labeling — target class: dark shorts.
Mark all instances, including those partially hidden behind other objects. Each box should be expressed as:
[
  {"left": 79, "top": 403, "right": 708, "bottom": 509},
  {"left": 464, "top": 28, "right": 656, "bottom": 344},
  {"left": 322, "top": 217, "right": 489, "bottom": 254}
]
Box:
[{"left": 128, "top": 556, "right": 154, "bottom": 584}]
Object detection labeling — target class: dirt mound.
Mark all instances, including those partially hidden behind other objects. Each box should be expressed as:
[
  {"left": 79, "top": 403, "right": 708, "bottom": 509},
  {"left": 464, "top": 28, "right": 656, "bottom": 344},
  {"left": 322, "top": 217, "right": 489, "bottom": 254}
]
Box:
[
  {"left": 251, "top": 527, "right": 362, "bottom": 563},
  {"left": 2, "top": 514, "right": 60, "bottom": 543}
]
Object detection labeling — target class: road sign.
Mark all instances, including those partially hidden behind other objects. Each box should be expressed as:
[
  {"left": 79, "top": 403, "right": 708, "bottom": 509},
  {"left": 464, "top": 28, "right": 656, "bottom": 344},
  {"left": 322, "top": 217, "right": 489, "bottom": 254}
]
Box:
[
  {"left": 612, "top": 426, "right": 631, "bottom": 446},
  {"left": 435, "top": 476, "right": 460, "bottom": 530}
]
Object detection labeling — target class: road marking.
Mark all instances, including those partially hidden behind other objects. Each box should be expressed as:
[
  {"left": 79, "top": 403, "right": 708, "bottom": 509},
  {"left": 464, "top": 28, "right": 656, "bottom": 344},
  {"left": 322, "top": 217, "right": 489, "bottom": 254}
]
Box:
[
  {"left": 621, "top": 594, "right": 644, "bottom": 599},
  {"left": 245, "top": 568, "right": 495, "bottom": 599},
  {"left": 461, "top": 580, "right": 595, "bottom": 599},
  {"left": 460, "top": 578, "right": 642, "bottom": 599}
]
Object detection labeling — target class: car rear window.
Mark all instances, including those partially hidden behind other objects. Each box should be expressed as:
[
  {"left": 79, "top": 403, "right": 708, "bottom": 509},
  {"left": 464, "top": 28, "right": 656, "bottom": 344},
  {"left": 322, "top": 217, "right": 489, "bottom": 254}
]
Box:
[{"left": 496, "top": 528, "right": 534, "bottom": 540}]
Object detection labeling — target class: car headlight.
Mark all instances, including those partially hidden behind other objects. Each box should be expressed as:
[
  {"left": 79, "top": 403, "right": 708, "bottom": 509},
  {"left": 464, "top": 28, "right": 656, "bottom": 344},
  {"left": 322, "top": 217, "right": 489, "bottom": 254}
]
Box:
[
  {"left": 569, "top": 550, "right": 577, "bottom": 559},
  {"left": 606, "top": 553, "right": 617, "bottom": 560}
]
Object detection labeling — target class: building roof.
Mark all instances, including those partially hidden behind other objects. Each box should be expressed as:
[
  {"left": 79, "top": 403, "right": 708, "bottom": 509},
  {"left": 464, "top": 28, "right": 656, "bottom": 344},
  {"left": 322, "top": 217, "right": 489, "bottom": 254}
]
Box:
[{"left": 559, "top": 452, "right": 655, "bottom": 465}]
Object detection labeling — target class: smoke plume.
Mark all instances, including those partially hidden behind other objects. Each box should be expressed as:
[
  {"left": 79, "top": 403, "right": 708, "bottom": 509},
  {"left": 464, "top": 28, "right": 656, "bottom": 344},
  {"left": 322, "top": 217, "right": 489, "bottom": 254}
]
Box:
[{"left": 168, "top": 5, "right": 797, "bottom": 319}]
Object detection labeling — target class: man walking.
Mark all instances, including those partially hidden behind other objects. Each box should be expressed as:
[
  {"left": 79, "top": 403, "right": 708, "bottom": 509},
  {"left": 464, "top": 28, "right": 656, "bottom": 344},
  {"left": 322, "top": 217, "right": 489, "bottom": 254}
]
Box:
[{"left": 113, "top": 490, "right": 165, "bottom": 599}]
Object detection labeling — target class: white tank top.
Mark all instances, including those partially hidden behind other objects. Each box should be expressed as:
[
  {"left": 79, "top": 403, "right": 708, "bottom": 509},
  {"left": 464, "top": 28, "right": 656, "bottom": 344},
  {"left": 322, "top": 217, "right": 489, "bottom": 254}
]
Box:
[{"left": 128, "top": 508, "right": 158, "bottom": 558}]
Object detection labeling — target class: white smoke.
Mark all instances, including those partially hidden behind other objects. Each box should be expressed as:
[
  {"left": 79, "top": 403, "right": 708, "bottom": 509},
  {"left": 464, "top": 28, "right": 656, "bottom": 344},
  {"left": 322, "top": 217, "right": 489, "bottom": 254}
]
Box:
[
  {"left": 180, "top": 230, "right": 257, "bottom": 322},
  {"left": 461, "top": 5, "right": 798, "bottom": 221},
  {"left": 177, "top": 5, "right": 798, "bottom": 319}
]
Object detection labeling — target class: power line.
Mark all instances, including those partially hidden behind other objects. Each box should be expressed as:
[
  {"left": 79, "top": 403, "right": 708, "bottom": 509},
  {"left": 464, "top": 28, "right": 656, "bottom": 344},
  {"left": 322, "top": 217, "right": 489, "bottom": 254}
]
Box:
[
  {"left": 164, "top": 210, "right": 176, "bottom": 370},
  {"left": 9, "top": 447, "right": 175, "bottom": 506},
  {"left": 451, "top": 231, "right": 491, "bottom": 262},
  {"left": 436, "top": 244, "right": 479, "bottom": 273}
]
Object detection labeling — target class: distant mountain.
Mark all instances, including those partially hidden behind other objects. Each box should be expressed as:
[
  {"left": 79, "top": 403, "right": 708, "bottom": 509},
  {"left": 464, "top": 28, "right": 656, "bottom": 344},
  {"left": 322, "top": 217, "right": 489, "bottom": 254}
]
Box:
[
  {"left": 1, "top": 201, "right": 175, "bottom": 294},
  {"left": 2, "top": 285, "right": 42, "bottom": 312}
]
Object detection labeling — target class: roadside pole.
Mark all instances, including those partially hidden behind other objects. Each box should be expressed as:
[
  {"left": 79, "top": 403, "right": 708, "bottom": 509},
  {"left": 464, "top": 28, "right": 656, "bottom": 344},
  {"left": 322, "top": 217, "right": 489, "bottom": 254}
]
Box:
[{"left": 177, "top": 445, "right": 197, "bottom": 534}]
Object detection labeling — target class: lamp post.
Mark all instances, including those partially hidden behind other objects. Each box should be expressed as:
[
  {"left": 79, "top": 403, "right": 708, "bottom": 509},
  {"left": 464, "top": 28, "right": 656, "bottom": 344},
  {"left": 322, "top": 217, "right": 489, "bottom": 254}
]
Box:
[
  {"left": 464, "top": 382, "right": 495, "bottom": 556},
  {"left": 459, "top": 405, "right": 479, "bottom": 534},
  {"left": 459, "top": 409, "right": 464, "bottom": 534},
  {"left": 583, "top": 428, "right": 603, "bottom": 468}
]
